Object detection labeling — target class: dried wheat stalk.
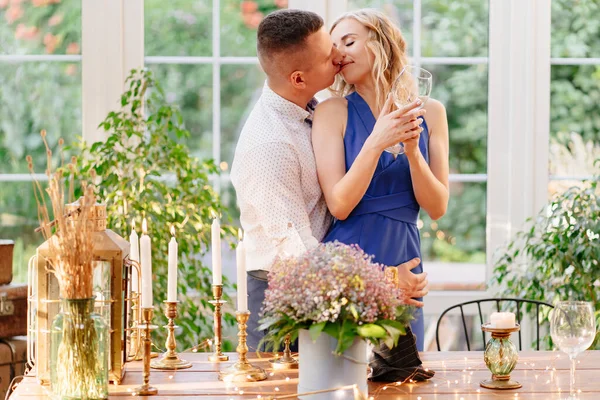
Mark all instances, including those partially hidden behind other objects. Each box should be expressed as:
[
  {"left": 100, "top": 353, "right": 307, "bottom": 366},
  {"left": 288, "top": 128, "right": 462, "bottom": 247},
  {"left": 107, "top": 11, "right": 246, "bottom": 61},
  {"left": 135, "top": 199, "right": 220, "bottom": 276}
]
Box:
[{"left": 28, "top": 130, "right": 97, "bottom": 299}]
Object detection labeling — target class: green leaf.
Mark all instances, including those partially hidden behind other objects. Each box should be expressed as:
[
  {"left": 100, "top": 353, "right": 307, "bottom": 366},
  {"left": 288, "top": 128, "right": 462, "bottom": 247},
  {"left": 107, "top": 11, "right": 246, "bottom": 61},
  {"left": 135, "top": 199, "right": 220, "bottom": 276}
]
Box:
[
  {"left": 335, "top": 319, "right": 358, "bottom": 355},
  {"left": 356, "top": 323, "right": 386, "bottom": 339},
  {"left": 309, "top": 321, "right": 326, "bottom": 342},
  {"left": 349, "top": 304, "right": 359, "bottom": 320}
]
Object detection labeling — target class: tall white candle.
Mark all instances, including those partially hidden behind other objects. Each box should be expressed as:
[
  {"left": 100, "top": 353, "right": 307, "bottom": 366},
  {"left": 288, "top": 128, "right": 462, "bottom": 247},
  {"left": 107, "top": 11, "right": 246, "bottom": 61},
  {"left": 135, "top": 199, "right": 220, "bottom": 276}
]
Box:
[
  {"left": 236, "top": 230, "right": 248, "bottom": 312},
  {"left": 140, "top": 218, "right": 153, "bottom": 308},
  {"left": 167, "top": 226, "right": 178, "bottom": 302},
  {"left": 211, "top": 217, "right": 222, "bottom": 285},
  {"left": 129, "top": 221, "right": 140, "bottom": 292}
]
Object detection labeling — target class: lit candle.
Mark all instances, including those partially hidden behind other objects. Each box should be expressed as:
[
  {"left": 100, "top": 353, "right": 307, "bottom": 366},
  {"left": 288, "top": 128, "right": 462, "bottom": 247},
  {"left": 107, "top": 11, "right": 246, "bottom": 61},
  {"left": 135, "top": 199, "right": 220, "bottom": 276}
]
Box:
[
  {"left": 211, "top": 215, "right": 222, "bottom": 285},
  {"left": 236, "top": 229, "right": 248, "bottom": 312},
  {"left": 490, "top": 312, "right": 516, "bottom": 328},
  {"left": 167, "top": 225, "right": 178, "bottom": 302},
  {"left": 140, "top": 218, "right": 153, "bottom": 308},
  {"left": 129, "top": 220, "right": 140, "bottom": 292}
]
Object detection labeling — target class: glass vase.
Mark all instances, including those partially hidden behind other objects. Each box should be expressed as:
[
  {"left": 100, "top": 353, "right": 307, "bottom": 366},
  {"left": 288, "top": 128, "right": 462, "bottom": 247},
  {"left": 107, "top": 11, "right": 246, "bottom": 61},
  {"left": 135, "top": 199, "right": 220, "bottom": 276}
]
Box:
[{"left": 50, "top": 298, "right": 109, "bottom": 400}]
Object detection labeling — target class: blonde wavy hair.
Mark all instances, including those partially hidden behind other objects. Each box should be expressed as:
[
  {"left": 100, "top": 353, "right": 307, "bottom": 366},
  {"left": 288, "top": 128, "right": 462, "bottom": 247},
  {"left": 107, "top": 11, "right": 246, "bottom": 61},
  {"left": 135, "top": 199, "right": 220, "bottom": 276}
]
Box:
[{"left": 330, "top": 9, "right": 410, "bottom": 111}]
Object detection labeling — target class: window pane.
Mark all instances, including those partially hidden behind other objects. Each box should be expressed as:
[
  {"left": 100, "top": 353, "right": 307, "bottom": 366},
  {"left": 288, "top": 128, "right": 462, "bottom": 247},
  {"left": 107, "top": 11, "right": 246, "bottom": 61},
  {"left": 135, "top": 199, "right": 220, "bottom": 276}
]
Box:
[
  {"left": 421, "top": 0, "right": 488, "bottom": 58},
  {"left": 220, "top": 64, "right": 265, "bottom": 167},
  {"left": 0, "top": 1, "right": 81, "bottom": 55},
  {"left": 148, "top": 64, "right": 213, "bottom": 160},
  {"left": 145, "top": 0, "right": 211, "bottom": 56},
  {"left": 220, "top": 0, "right": 287, "bottom": 57},
  {"left": 419, "top": 182, "right": 486, "bottom": 263},
  {"left": 551, "top": 0, "right": 600, "bottom": 58},
  {"left": 422, "top": 63, "right": 488, "bottom": 174},
  {"left": 0, "top": 62, "right": 81, "bottom": 174},
  {"left": 549, "top": 65, "right": 600, "bottom": 177},
  {"left": 0, "top": 182, "right": 41, "bottom": 284},
  {"left": 347, "top": 0, "right": 413, "bottom": 58}
]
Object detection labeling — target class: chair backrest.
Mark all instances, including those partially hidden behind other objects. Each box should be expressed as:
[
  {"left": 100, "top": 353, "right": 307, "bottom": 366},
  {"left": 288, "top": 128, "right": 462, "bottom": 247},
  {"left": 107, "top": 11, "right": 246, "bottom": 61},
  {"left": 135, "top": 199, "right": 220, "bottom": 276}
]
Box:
[{"left": 435, "top": 298, "right": 554, "bottom": 351}]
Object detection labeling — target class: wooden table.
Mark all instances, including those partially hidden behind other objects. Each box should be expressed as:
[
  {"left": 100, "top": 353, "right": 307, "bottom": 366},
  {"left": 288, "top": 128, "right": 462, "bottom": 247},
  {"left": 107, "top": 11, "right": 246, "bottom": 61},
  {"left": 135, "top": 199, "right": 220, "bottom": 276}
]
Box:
[{"left": 10, "top": 351, "right": 600, "bottom": 399}]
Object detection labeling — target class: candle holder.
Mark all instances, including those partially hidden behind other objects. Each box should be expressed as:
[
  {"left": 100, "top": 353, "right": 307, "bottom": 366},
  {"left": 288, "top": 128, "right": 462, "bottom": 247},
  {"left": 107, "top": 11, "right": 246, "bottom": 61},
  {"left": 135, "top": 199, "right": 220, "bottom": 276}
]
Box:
[
  {"left": 269, "top": 333, "right": 298, "bottom": 370},
  {"left": 480, "top": 323, "right": 522, "bottom": 390},
  {"left": 133, "top": 308, "right": 158, "bottom": 396},
  {"left": 218, "top": 311, "right": 267, "bottom": 382},
  {"left": 151, "top": 301, "right": 192, "bottom": 370},
  {"left": 127, "top": 291, "right": 143, "bottom": 361},
  {"left": 208, "top": 285, "right": 229, "bottom": 362}
]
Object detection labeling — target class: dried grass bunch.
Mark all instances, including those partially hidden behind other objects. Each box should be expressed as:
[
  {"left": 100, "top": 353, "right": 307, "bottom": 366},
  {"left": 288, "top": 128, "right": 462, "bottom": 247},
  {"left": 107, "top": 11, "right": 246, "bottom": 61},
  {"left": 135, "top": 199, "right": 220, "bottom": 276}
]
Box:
[{"left": 28, "top": 130, "right": 98, "bottom": 299}]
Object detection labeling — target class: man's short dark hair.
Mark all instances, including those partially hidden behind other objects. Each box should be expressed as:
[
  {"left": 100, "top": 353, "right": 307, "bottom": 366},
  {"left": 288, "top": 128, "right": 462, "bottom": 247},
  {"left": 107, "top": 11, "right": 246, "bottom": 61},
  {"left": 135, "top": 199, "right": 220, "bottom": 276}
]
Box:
[{"left": 257, "top": 9, "right": 324, "bottom": 77}]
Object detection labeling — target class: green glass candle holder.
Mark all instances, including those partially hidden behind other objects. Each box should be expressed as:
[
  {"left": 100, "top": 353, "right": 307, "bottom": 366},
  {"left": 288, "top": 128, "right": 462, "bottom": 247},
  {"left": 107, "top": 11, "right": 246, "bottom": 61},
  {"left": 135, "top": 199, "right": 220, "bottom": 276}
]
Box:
[{"left": 480, "top": 323, "right": 522, "bottom": 390}]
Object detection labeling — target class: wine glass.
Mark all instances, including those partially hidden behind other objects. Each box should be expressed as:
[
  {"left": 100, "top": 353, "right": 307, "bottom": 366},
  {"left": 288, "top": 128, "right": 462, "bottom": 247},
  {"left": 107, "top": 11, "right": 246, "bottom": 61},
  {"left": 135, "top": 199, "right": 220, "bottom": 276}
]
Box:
[
  {"left": 385, "top": 65, "right": 432, "bottom": 156},
  {"left": 550, "top": 301, "right": 596, "bottom": 399}
]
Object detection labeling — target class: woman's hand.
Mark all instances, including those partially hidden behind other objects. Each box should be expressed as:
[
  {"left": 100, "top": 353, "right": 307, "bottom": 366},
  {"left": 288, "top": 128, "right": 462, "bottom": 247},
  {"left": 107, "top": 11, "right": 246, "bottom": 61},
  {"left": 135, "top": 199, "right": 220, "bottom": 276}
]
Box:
[
  {"left": 395, "top": 257, "right": 428, "bottom": 308},
  {"left": 366, "top": 96, "right": 426, "bottom": 153},
  {"left": 402, "top": 117, "right": 424, "bottom": 158}
]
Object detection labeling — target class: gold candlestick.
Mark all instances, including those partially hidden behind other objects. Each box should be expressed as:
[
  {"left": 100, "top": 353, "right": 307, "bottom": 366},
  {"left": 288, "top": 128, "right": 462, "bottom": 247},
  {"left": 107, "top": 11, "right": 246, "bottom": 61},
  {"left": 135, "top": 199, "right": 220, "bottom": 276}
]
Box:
[
  {"left": 208, "top": 285, "right": 229, "bottom": 362},
  {"left": 218, "top": 311, "right": 267, "bottom": 382},
  {"left": 127, "top": 291, "right": 142, "bottom": 361},
  {"left": 151, "top": 301, "right": 192, "bottom": 370},
  {"left": 133, "top": 308, "right": 158, "bottom": 396},
  {"left": 269, "top": 333, "right": 298, "bottom": 370}
]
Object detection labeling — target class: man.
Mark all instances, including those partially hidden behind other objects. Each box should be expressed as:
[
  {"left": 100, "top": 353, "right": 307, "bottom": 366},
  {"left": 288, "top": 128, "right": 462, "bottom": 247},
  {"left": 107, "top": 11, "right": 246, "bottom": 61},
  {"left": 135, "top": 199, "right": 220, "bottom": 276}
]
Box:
[{"left": 230, "top": 9, "right": 428, "bottom": 351}]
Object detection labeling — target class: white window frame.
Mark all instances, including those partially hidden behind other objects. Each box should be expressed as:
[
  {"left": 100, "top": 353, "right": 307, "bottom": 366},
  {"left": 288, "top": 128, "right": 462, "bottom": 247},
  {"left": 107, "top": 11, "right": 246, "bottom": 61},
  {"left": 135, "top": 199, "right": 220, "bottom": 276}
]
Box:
[{"left": 1, "top": 0, "right": 597, "bottom": 317}]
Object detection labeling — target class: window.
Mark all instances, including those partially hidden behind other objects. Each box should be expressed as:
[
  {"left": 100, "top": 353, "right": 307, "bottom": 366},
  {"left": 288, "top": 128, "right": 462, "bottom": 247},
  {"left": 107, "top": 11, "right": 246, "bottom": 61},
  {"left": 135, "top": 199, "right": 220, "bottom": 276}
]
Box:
[
  {"left": 548, "top": 0, "right": 600, "bottom": 196},
  {"left": 144, "top": 0, "right": 279, "bottom": 216},
  {"left": 0, "top": 1, "right": 82, "bottom": 283}
]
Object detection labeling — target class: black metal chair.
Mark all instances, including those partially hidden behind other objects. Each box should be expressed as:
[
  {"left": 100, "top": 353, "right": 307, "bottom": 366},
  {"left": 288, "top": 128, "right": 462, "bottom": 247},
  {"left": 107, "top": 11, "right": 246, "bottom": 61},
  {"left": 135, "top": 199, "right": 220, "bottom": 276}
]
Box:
[{"left": 435, "top": 298, "right": 554, "bottom": 351}]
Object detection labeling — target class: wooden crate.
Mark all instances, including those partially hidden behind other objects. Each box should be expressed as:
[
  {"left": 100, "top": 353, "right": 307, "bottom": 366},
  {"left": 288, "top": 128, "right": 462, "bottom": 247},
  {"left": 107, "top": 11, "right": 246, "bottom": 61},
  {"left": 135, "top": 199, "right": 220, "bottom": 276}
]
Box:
[
  {"left": 0, "top": 337, "right": 28, "bottom": 400},
  {"left": 0, "top": 285, "right": 27, "bottom": 339}
]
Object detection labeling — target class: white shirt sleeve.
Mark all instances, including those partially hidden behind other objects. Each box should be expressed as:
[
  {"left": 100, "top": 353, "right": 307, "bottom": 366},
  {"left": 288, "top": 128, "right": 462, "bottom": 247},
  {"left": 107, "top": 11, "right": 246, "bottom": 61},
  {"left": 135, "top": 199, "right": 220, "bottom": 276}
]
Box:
[{"left": 235, "top": 141, "right": 319, "bottom": 259}]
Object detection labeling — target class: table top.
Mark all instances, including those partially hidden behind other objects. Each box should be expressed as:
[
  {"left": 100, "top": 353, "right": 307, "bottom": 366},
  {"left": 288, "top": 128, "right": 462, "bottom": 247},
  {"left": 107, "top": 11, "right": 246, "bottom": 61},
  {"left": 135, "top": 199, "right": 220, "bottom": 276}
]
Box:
[{"left": 10, "top": 350, "right": 600, "bottom": 399}]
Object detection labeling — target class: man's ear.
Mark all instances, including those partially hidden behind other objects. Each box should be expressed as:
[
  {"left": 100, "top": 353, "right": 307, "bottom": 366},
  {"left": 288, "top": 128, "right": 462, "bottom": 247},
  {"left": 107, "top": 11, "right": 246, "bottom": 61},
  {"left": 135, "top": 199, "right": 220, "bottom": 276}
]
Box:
[{"left": 290, "top": 70, "right": 307, "bottom": 90}]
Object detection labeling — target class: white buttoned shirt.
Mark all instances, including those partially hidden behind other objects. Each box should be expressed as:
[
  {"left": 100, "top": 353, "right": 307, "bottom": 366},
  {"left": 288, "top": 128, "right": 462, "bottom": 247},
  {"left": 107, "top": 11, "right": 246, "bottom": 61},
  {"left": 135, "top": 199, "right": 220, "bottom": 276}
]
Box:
[{"left": 230, "top": 83, "right": 332, "bottom": 272}]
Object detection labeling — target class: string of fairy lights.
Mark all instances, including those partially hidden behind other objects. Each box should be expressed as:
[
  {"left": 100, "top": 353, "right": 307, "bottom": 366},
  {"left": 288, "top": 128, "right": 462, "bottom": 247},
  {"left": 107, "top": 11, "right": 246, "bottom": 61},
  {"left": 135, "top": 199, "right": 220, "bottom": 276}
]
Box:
[{"left": 10, "top": 340, "right": 583, "bottom": 398}]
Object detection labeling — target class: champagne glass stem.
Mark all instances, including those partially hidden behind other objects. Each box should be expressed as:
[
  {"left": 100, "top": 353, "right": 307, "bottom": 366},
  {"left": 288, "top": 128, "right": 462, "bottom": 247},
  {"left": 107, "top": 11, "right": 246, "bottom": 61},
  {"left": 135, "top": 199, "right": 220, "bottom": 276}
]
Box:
[{"left": 570, "top": 355, "right": 576, "bottom": 399}]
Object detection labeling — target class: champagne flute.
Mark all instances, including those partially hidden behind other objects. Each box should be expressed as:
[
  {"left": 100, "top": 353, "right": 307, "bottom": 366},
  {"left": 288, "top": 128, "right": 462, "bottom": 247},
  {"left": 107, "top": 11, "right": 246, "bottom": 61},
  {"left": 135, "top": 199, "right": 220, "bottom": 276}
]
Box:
[
  {"left": 550, "top": 301, "right": 596, "bottom": 399},
  {"left": 385, "top": 65, "right": 432, "bottom": 156}
]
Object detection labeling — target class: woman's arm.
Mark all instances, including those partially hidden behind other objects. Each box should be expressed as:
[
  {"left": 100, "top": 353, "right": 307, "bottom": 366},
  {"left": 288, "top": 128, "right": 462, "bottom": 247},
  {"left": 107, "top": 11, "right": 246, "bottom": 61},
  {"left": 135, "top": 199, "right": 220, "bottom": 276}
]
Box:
[
  {"left": 403, "top": 98, "right": 449, "bottom": 220},
  {"left": 312, "top": 97, "right": 378, "bottom": 220},
  {"left": 312, "top": 96, "right": 425, "bottom": 220}
]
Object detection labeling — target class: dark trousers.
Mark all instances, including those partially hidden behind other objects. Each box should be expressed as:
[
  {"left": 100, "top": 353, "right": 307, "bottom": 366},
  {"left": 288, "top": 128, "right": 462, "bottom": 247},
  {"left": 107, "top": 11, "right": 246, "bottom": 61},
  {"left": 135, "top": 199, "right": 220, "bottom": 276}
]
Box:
[{"left": 246, "top": 273, "right": 298, "bottom": 352}]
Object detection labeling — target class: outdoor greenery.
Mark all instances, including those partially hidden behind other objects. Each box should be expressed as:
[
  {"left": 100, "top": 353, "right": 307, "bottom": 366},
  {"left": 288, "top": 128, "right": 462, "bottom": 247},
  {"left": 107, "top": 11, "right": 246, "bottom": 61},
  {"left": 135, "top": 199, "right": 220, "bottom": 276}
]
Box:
[
  {"left": 0, "top": 0, "right": 599, "bottom": 285},
  {"left": 493, "top": 169, "right": 600, "bottom": 348},
  {"left": 73, "top": 69, "right": 238, "bottom": 351}
]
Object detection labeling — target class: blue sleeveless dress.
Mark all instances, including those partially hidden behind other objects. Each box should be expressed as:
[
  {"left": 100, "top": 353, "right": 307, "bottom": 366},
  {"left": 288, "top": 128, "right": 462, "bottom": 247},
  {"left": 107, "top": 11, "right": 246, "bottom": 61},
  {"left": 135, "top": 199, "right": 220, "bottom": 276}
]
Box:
[{"left": 323, "top": 92, "right": 429, "bottom": 351}]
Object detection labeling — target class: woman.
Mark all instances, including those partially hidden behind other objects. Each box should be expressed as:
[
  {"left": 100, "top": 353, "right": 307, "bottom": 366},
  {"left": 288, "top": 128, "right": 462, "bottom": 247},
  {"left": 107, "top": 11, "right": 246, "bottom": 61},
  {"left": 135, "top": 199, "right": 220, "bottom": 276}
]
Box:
[{"left": 312, "top": 9, "right": 449, "bottom": 352}]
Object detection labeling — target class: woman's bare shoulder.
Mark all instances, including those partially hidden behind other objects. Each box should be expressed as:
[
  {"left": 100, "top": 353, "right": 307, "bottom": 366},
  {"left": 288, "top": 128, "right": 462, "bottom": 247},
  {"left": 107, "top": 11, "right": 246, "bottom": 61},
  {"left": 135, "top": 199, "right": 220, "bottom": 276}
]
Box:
[
  {"left": 423, "top": 98, "right": 446, "bottom": 115},
  {"left": 313, "top": 97, "right": 348, "bottom": 136},
  {"left": 423, "top": 98, "right": 447, "bottom": 133},
  {"left": 315, "top": 96, "right": 348, "bottom": 114}
]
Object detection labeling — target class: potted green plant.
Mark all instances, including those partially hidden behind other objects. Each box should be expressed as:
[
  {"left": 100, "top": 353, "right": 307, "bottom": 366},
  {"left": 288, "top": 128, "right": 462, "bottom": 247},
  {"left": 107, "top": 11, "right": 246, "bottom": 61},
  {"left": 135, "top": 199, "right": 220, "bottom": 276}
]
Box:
[
  {"left": 76, "top": 69, "right": 237, "bottom": 351},
  {"left": 493, "top": 166, "right": 600, "bottom": 348}
]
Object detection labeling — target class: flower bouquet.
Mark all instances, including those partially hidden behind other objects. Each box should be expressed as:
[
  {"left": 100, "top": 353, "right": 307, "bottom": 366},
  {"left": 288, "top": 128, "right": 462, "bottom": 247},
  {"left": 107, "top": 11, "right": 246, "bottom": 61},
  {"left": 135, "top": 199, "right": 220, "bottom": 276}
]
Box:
[
  {"left": 259, "top": 241, "right": 414, "bottom": 353},
  {"left": 259, "top": 242, "right": 414, "bottom": 398}
]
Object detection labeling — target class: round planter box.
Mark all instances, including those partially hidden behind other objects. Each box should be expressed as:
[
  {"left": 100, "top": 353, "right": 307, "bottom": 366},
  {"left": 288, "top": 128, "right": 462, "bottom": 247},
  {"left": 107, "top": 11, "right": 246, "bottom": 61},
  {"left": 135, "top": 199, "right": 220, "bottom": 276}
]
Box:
[{"left": 298, "top": 329, "right": 368, "bottom": 399}]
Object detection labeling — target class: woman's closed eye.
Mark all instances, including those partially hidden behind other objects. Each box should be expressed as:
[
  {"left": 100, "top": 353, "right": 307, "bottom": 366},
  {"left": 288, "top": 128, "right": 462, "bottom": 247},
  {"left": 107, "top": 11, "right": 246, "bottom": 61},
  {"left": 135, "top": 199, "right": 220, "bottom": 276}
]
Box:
[{"left": 345, "top": 41, "right": 355, "bottom": 47}]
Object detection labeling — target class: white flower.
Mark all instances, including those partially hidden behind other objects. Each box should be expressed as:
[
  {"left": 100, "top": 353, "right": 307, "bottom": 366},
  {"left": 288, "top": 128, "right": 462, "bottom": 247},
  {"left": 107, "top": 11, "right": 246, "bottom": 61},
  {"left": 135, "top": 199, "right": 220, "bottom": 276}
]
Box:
[
  {"left": 565, "top": 265, "right": 575, "bottom": 275},
  {"left": 593, "top": 280, "right": 600, "bottom": 288}
]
